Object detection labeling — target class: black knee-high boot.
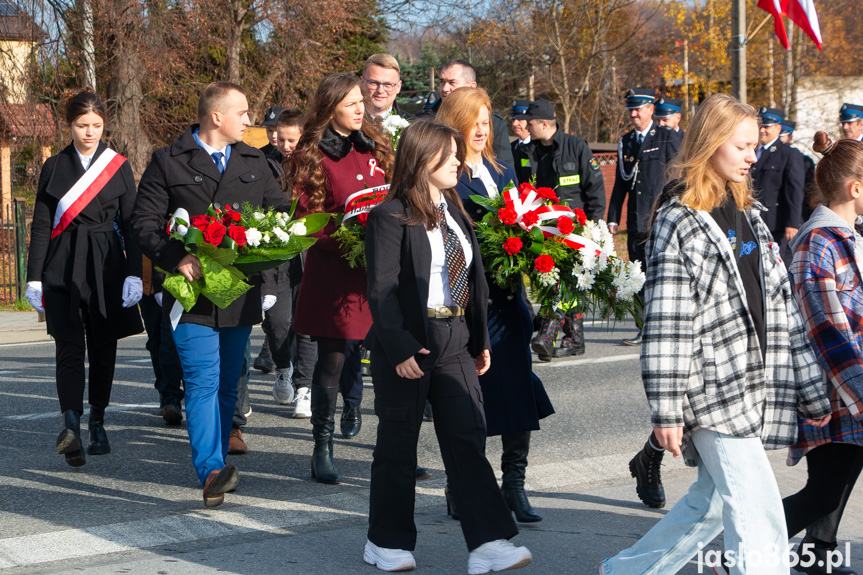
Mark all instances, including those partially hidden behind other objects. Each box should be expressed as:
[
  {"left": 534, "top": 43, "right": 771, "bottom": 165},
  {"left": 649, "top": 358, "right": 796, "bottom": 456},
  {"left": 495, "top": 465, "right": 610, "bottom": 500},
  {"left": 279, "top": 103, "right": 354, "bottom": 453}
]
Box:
[
  {"left": 87, "top": 406, "right": 111, "bottom": 455},
  {"left": 501, "top": 431, "right": 542, "bottom": 522},
  {"left": 310, "top": 384, "right": 340, "bottom": 484},
  {"left": 57, "top": 410, "right": 86, "bottom": 467}
]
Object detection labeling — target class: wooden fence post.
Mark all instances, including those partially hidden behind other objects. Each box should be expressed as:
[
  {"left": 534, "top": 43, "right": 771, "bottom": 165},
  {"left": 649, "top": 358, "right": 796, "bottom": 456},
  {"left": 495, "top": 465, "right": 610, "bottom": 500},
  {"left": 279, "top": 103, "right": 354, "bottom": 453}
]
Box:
[{"left": 13, "top": 197, "right": 26, "bottom": 300}]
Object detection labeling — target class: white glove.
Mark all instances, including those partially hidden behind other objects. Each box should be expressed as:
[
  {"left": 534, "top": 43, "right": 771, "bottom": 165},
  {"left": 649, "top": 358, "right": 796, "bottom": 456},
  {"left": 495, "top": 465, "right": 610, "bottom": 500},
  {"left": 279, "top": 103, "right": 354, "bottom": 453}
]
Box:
[
  {"left": 261, "top": 295, "right": 277, "bottom": 312},
  {"left": 155, "top": 292, "right": 163, "bottom": 307},
  {"left": 25, "top": 281, "right": 44, "bottom": 312},
  {"left": 122, "top": 276, "right": 143, "bottom": 308}
]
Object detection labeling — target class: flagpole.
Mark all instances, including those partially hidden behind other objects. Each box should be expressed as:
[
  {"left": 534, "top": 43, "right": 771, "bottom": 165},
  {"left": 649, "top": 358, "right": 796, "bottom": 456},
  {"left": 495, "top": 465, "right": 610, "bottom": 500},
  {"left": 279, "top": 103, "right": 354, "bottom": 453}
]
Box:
[{"left": 731, "top": 0, "right": 747, "bottom": 103}]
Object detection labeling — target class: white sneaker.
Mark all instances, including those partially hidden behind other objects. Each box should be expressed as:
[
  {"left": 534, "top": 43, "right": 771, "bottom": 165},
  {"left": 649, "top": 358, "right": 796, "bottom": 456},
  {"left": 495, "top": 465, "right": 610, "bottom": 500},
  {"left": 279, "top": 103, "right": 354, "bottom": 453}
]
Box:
[
  {"left": 363, "top": 540, "right": 416, "bottom": 572},
  {"left": 293, "top": 387, "right": 311, "bottom": 418},
  {"left": 467, "top": 539, "right": 532, "bottom": 574},
  {"left": 272, "top": 369, "right": 294, "bottom": 405}
]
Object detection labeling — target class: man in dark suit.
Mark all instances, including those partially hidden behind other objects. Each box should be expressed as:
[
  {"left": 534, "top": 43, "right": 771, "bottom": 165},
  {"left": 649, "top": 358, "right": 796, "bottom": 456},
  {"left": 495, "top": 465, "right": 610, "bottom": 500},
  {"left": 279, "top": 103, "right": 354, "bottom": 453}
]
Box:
[
  {"left": 750, "top": 106, "right": 806, "bottom": 263},
  {"left": 132, "top": 81, "right": 286, "bottom": 507},
  {"left": 361, "top": 53, "right": 413, "bottom": 120},
  {"left": 780, "top": 119, "right": 817, "bottom": 222},
  {"left": 608, "top": 89, "right": 680, "bottom": 346},
  {"left": 415, "top": 59, "right": 514, "bottom": 169}
]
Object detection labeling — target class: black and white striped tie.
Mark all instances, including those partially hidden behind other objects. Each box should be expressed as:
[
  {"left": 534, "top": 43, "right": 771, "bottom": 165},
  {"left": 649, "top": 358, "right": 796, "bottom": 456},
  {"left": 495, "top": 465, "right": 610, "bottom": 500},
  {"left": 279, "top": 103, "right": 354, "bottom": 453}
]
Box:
[{"left": 437, "top": 204, "right": 469, "bottom": 309}]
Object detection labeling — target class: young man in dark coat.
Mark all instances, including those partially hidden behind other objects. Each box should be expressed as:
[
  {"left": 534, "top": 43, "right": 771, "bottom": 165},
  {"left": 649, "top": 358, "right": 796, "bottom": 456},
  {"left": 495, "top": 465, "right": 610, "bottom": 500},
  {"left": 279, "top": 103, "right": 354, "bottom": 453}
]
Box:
[{"left": 132, "top": 81, "right": 286, "bottom": 508}]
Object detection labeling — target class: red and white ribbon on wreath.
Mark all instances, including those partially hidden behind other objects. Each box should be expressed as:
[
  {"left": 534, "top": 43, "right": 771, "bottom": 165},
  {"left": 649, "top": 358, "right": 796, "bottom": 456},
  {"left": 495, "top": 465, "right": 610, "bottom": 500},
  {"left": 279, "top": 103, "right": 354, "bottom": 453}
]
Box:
[
  {"left": 503, "top": 186, "right": 544, "bottom": 229},
  {"left": 368, "top": 158, "right": 385, "bottom": 178},
  {"left": 343, "top": 184, "right": 390, "bottom": 222},
  {"left": 536, "top": 225, "right": 603, "bottom": 255}
]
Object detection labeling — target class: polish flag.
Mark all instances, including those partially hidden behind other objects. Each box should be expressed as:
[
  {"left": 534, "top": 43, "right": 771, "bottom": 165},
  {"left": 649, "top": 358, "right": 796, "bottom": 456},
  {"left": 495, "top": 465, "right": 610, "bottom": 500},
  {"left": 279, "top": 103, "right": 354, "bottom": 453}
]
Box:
[
  {"left": 759, "top": 0, "right": 790, "bottom": 49},
  {"left": 758, "top": 0, "right": 822, "bottom": 50}
]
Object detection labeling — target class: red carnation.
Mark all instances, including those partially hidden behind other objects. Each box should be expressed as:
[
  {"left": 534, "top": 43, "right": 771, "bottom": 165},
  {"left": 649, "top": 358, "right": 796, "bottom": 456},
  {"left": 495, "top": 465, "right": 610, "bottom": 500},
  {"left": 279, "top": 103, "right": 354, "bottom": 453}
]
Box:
[
  {"left": 502, "top": 236, "right": 523, "bottom": 255},
  {"left": 191, "top": 215, "right": 212, "bottom": 230},
  {"left": 517, "top": 182, "right": 536, "bottom": 194},
  {"left": 228, "top": 224, "right": 247, "bottom": 246},
  {"left": 204, "top": 221, "right": 226, "bottom": 246},
  {"left": 534, "top": 254, "right": 555, "bottom": 273},
  {"left": 536, "top": 187, "right": 559, "bottom": 202},
  {"left": 557, "top": 216, "right": 575, "bottom": 236},
  {"left": 358, "top": 212, "right": 369, "bottom": 227},
  {"left": 522, "top": 210, "right": 540, "bottom": 227},
  {"left": 498, "top": 207, "right": 518, "bottom": 225},
  {"left": 573, "top": 208, "right": 587, "bottom": 226}
]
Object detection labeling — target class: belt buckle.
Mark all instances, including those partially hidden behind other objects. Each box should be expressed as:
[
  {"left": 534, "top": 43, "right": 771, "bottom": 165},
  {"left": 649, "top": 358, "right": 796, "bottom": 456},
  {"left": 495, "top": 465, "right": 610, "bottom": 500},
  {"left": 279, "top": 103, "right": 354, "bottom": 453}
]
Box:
[{"left": 434, "top": 306, "right": 452, "bottom": 318}]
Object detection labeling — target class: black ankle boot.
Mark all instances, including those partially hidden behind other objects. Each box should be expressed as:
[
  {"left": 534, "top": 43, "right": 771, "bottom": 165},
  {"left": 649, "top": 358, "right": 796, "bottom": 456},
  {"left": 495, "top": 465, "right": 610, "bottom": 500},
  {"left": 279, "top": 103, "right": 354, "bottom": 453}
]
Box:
[
  {"left": 501, "top": 431, "right": 542, "bottom": 522},
  {"left": 629, "top": 440, "right": 665, "bottom": 508},
  {"left": 530, "top": 315, "right": 561, "bottom": 362},
  {"left": 87, "top": 406, "right": 111, "bottom": 455},
  {"left": 57, "top": 410, "right": 86, "bottom": 467},
  {"left": 793, "top": 536, "right": 857, "bottom": 575},
  {"left": 444, "top": 484, "right": 459, "bottom": 520},
  {"left": 340, "top": 404, "right": 362, "bottom": 438},
  {"left": 310, "top": 385, "right": 340, "bottom": 484},
  {"left": 555, "top": 312, "right": 585, "bottom": 357}
]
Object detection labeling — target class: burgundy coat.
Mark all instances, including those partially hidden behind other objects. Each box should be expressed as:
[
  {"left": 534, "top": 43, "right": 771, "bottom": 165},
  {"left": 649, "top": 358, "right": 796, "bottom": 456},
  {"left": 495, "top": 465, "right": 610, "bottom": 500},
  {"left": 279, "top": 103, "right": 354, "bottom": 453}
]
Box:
[{"left": 292, "top": 129, "right": 387, "bottom": 340}]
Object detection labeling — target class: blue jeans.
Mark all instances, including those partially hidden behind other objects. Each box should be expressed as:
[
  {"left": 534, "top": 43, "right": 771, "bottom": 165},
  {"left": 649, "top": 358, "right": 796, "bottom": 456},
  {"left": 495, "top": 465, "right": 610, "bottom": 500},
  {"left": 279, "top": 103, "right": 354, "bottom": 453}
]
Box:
[
  {"left": 172, "top": 323, "right": 252, "bottom": 485},
  {"left": 602, "top": 429, "right": 788, "bottom": 575}
]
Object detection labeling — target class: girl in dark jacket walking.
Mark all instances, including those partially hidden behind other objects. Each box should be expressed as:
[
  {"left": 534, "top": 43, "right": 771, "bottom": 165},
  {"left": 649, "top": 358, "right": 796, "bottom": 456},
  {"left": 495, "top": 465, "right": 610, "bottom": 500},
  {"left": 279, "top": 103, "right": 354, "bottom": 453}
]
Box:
[
  {"left": 26, "top": 88, "right": 143, "bottom": 467},
  {"left": 287, "top": 74, "right": 393, "bottom": 483},
  {"left": 438, "top": 87, "right": 554, "bottom": 523}
]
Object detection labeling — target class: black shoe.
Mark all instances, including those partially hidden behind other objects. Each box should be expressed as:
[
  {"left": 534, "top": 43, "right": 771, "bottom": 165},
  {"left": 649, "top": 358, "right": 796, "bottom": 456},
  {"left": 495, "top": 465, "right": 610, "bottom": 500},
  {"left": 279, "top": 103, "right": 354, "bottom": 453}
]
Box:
[
  {"left": 629, "top": 441, "right": 665, "bottom": 508},
  {"left": 415, "top": 465, "right": 432, "bottom": 481},
  {"left": 531, "top": 316, "right": 561, "bottom": 361},
  {"left": 445, "top": 484, "right": 459, "bottom": 520},
  {"left": 87, "top": 406, "right": 111, "bottom": 455},
  {"left": 311, "top": 441, "right": 340, "bottom": 484},
  {"left": 423, "top": 401, "right": 434, "bottom": 422},
  {"left": 793, "top": 537, "right": 857, "bottom": 575},
  {"left": 557, "top": 312, "right": 586, "bottom": 356},
  {"left": 501, "top": 485, "right": 543, "bottom": 523},
  {"left": 622, "top": 331, "right": 643, "bottom": 346},
  {"left": 552, "top": 336, "right": 585, "bottom": 357},
  {"left": 253, "top": 355, "right": 276, "bottom": 374},
  {"left": 162, "top": 403, "right": 183, "bottom": 426},
  {"left": 340, "top": 405, "right": 362, "bottom": 438},
  {"left": 57, "top": 410, "right": 86, "bottom": 467}
]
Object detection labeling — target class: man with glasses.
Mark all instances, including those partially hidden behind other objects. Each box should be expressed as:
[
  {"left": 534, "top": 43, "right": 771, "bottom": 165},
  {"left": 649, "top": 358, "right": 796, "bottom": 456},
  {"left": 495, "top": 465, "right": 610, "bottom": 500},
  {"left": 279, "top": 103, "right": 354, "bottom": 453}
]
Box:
[{"left": 361, "top": 54, "right": 412, "bottom": 120}]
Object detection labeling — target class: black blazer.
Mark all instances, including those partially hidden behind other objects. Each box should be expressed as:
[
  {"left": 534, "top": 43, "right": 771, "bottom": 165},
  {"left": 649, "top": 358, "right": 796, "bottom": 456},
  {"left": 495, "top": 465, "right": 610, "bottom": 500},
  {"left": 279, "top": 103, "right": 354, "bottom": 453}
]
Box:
[
  {"left": 365, "top": 198, "right": 490, "bottom": 368},
  {"left": 750, "top": 140, "right": 806, "bottom": 232}
]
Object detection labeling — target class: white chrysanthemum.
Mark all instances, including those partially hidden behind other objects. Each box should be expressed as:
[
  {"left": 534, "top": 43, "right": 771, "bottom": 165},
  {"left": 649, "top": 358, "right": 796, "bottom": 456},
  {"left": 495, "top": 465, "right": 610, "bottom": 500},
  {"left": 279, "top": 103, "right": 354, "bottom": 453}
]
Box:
[
  {"left": 571, "top": 262, "right": 584, "bottom": 276},
  {"left": 273, "top": 227, "right": 291, "bottom": 243},
  {"left": 576, "top": 271, "right": 596, "bottom": 290},
  {"left": 536, "top": 268, "right": 560, "bottom": 287},
  {"left": 253, "top": 212, "right": 266, "bottom": 221},
  {"left": 597, "top": 252, "right": 610, "bottom": 272},
  {"left": 290, "top": 221, "right": 307, "bottom": 236},
  {"left": 579, "top": 247, "right": 598, "bottom": 272},
  {"left": 382, "top": 114, "right": 410, "bottom": 136},
  {"left": 262, "top": 233, "right": 271, "bottom": 244},
  {"left": 246, "top": 228, "right": 262, "bottom": 247}
]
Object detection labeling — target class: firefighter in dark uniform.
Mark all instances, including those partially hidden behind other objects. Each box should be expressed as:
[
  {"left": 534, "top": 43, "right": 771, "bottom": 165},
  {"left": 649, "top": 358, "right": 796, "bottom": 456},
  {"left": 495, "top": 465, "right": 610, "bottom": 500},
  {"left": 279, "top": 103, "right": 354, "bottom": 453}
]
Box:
[
  {"left": 780, "top": 119, "right": 817, "bottom": 222},
  {"left": 653, "top": 97, "right": 684, "bottom": 134},
  {"left": 840, "top": 103, "right": 863, "bottom": 142},
  {"left": 513, "top": 99, "right": 605, "bottom": 361},
  {"left": 750, "top": 106, "right": 806, "bottom": 263},
  {"left": 510, "top": 99, "right": 531, "bottom": 159},
  {"left": 607, "top": 89, "right": 681, "bottom": 346}
]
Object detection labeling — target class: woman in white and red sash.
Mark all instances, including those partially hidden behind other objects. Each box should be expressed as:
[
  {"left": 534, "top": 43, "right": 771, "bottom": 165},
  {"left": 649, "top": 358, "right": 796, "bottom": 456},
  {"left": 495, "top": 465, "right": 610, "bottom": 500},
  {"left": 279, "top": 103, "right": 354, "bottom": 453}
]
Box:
[{"left": 26, "top": 88, "right": 143, "bottom": 467}]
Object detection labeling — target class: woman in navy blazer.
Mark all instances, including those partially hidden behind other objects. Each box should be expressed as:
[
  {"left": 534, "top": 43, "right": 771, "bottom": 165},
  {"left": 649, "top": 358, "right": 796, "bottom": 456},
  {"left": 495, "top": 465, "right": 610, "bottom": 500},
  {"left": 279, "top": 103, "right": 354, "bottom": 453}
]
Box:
[
  {"left": 364, "top": 119, "right": 531, "bottom": 574},
  {"left": 438, "top": 87, "right": 555, "bottom": 524}
]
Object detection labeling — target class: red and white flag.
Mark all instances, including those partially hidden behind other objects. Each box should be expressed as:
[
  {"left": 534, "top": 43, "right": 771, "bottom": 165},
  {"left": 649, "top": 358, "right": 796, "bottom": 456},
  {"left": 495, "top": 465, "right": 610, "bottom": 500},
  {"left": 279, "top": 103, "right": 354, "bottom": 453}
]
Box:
[{"left": 758, "top": 0, "right": 822, "bottom": 50}]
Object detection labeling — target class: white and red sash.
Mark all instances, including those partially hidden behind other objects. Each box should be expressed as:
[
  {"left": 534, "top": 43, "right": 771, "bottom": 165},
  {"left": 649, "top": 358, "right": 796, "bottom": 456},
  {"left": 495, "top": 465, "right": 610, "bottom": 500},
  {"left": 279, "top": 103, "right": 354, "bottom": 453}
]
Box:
[{"left": 51, "top": 148, "right": 127, "bottom": 239}]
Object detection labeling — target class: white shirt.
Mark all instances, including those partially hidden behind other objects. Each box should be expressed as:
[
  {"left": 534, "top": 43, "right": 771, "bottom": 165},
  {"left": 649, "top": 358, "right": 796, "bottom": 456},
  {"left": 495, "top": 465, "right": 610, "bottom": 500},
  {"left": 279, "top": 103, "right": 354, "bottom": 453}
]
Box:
[
  {"left": 76, "top": 147, "right": 94, "bottom": 170},
  {"left": 467, "top": 161, "right": 500, "bottom": 199},
  {"left": 634, "top": 121, "right": 653, "bottom": 143},
  {"left": 426, "top": 199, "right": 474, "bottom": 308},
  {"left": 518, "top": 136, "right": 531, "bottom": 146}
]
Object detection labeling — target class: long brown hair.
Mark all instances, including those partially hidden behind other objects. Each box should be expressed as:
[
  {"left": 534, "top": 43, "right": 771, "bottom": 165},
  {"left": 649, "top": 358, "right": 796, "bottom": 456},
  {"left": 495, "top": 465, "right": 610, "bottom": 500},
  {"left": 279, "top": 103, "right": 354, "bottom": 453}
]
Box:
[
  {"left": 384, "top": 119, "right": 470, "bottom": 230},
  {"left": 669, "top": 93, "right": 757, "bottom": 212},
  {"left": 811, "top": 131, "right": 863, "bottom": 205},
  {"left": 436, "top": 86, "right": 503, "bottom": 175},
  {"left": 287, "top": 74, "right": 394, "bottom": 213}
]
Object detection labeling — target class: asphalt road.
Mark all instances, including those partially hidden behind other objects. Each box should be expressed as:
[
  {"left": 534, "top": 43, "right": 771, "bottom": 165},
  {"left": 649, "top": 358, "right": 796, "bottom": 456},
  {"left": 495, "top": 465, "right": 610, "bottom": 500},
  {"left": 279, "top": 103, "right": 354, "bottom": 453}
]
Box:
[{"left": 0, "top": 320, "right": 860, "bottom": 574}]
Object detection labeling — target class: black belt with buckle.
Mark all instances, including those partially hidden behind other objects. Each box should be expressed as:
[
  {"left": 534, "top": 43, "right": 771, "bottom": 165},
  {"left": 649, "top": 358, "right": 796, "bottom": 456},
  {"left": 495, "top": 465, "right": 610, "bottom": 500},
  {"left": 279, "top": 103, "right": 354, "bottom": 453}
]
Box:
[{"left": 427, "top": 306, "right": 464, "bottom": 318}]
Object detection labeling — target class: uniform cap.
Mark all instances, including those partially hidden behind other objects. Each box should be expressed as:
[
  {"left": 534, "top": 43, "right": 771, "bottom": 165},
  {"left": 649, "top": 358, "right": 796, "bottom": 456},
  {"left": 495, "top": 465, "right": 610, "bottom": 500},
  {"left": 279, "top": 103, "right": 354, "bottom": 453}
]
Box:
[
  {"left": 511, "top": 99, "right": 531, "bottom": 119},
  {"left": 780, "top": 119, "right": 796, "bottom": 136},
  {"left": 758, "top": 106, "right": 784, "bottom": 127},
  {"left": 840, "top": 103, "right": 863, "bottom": 123},
  {"left": 260, "top": 106, "right": 285, "bottom": 127},
  {"left": 625, "top": 89, "right": 655, "bottom": 109},
  {"left": 654, "top": 97, "right": 683, "bottom": 118}
]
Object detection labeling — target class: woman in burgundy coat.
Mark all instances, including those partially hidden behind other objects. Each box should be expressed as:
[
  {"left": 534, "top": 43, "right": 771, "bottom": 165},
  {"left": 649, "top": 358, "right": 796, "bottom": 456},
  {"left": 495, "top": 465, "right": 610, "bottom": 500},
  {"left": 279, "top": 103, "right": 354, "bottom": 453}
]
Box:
[{"left": 288, "top": 74, "right": 394, "bottom": 483}]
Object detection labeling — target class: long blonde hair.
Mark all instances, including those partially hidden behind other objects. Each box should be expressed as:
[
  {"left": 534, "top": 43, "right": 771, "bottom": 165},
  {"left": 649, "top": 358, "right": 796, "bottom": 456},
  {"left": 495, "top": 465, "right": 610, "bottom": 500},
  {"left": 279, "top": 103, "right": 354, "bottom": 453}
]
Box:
[
  {"left": 437, "top": 86, "right": 504, "bottom": 174},
  {"left": 671, "top": 93, "right": 757, "bottom": 212}
]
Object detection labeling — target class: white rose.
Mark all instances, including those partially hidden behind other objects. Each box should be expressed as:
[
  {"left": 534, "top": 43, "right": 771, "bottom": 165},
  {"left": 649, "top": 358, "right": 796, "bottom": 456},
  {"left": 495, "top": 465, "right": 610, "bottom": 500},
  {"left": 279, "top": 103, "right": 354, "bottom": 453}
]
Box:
[
  {"left": 263, "top": 233, "right": 271, "bottom": 244},
  {"left": 290, "top": 221, "right": 307, "bottom": 236},
  {"left": 273, "top": 227, "right": 291, "bottom": 243},
  {"left": 246, "top": 228, "right": 262, "bottom": 247},
  {"left": 253, "top": 212, "right": 266, "bottom": 220}
]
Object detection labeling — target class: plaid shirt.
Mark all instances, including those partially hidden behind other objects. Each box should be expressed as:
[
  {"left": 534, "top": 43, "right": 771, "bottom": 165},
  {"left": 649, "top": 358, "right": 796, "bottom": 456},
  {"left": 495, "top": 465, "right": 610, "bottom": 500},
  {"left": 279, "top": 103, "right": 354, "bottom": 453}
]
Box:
[
  {"left": 787, "top": 205, "right": 863, "bottom": 465},
  {"left": 642, "top": 198, "right": 831, "bottom": 466}
]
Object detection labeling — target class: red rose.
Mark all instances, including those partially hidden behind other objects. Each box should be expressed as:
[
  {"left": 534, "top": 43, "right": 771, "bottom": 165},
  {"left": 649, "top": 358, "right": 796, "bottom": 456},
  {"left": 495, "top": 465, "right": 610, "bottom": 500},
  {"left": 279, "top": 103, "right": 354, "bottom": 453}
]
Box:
[
  {"left": 228, "top": 224, "right": 247, "bottom": 246},
  {"left": 517, "top": 182, "right": 536, "bottom": 194},
  {"left": 557, "top": 216, "right": 574, "bottom": 236},
  {"left": 502, "top": 236, "right": 523, "bottom": 255},
  {"left": 573, "top": 208, "right": 587, "bottom": 226},
  {"left": 536, "top": 187, "right": 559, "bottom": 202},
  {"left": 191, "top": 215, "right": 212, "bottom": 230},
  {"left": 498, "top": 207, "right": 518, "bottom": 225},
  {"left": 204, "top": 221, "right": 226, "bottom": 246},
  {"left": 534, "top": 254, "right": 555, "bottom": 273},
  {"left": 358, "top": 212, "right": 369, "bottom": 227},
  {"left": 521, "top": 210, "right": 539, "bottom": 227}
]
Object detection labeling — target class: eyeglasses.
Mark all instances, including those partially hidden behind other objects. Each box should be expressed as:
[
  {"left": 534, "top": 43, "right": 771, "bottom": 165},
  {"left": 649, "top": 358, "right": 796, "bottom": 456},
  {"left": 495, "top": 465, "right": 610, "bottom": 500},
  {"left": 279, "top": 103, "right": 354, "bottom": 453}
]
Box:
[{"left": 363, "top": 78, "right": 400, "bottom": 92}]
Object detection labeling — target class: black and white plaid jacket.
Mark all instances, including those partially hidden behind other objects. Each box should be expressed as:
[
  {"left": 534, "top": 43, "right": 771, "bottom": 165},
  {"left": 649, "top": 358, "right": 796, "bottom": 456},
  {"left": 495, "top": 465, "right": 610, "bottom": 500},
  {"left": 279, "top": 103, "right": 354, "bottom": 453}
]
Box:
[{"left": 642, "top": 197, "right": 831, "bottom": 466}]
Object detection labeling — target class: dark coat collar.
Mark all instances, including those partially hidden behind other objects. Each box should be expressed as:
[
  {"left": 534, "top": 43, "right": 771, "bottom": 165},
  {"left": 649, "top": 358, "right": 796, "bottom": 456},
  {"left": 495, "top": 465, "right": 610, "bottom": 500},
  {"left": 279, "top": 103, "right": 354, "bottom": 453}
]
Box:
[
  {"left": 170, "top": 124, "right": 261, "bottom": 158},
  {"left": 318, "top": 127, "right": 376, "bottom": 160},
  {"left": 45, "top": 141, "right": 109, "bottom": 198}
]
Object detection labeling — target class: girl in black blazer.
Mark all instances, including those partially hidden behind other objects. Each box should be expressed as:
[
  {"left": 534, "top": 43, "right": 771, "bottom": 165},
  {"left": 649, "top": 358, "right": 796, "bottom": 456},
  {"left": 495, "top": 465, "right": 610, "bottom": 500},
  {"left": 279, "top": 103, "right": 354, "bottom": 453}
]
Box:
[
  {"left": 363, "top": 119, "right": 532, "bottom": 574},
  {"left": 26, "top": 89, "right": 143, "bottom": 467}
]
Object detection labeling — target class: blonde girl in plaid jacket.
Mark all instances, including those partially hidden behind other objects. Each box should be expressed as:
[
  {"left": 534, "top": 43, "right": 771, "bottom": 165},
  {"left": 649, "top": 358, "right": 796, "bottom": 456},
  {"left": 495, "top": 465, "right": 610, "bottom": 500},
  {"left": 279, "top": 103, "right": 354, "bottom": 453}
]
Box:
[{"left": 601, "top": 94, "right": 831, "bottom": 575}]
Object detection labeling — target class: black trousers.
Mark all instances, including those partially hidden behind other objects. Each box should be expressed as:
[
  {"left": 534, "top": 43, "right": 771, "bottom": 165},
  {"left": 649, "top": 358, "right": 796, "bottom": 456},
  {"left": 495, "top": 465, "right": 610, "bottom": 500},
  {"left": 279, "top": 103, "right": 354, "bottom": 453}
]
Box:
[
  {"left": 368, "top": 316, "right": 518, "bottom": 552},
  {"left": 783, "top": 442, "right": 863, "bottom": 542},
  {"left": 55, "top": 333, "right": 117, "bottom": 415},
  {"left": 339, "top": 339, "right": 363, "bottom": 409},
  {"left": 139, "top": 294, "right": 184, "bottom": 406}
]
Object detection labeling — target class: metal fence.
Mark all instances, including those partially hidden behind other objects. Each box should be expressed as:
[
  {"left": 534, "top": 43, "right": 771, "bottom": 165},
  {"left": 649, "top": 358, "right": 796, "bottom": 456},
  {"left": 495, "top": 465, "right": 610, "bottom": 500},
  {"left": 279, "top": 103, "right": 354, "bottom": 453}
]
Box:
[{"left": 0, "top": 199, "right": 27, "bottom": 304}]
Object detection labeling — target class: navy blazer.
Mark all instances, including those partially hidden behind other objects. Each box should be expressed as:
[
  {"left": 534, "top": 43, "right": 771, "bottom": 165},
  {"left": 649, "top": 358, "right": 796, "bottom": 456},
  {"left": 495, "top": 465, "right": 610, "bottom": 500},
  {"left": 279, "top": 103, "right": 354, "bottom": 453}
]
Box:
[
  {"left": 750, "top": 140, "right": 806, "bottom": 232},
  {"left": 456, "top": 157, "right": 518, "bottom": 223}
]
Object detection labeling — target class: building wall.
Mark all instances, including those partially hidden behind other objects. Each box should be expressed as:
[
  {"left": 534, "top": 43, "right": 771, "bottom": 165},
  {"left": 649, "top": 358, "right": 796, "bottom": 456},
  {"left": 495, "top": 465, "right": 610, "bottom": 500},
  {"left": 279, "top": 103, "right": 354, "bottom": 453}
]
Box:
[
  {"left": 793, "top": 76, "right": 863, "bottom": 159},
  {"left": 0, "top": 40, "right": 33, "bottom": 104}
]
